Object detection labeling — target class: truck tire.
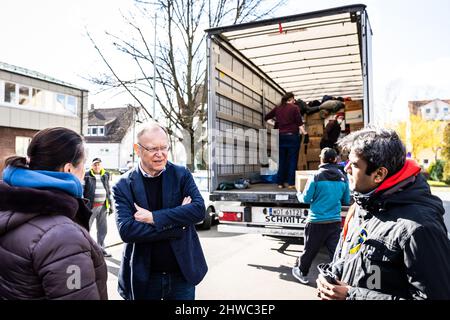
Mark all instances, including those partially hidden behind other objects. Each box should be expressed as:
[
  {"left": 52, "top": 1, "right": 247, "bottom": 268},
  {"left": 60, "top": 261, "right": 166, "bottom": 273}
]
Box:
[{"left": 200, "top": 207, "right": 213, "bottom": 230}]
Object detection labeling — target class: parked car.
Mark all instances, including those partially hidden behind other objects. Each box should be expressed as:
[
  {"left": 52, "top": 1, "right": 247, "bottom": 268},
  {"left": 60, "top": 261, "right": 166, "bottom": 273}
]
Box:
[
  {"left": 192, "top": 171, "right": 218, "bottom": 230},
  {"left": 119, "top": 161, "right": 137, "bottom": 174}
]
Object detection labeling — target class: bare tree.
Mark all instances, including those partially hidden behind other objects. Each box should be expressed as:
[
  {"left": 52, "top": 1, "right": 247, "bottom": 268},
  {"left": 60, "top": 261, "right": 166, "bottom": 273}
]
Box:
[{"left": 87, "top": 0, "right": 286, "bottom": 170}]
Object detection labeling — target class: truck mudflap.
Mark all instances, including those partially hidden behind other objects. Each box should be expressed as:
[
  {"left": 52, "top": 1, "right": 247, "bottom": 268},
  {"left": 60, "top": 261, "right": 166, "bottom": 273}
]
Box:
[{"left": 218, "top": 223, "right": 305, "bottom": 238}]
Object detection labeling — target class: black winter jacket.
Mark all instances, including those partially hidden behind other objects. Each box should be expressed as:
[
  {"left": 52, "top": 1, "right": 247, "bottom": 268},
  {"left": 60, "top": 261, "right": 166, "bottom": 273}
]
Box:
[
  {"left": 83, "top": 169, "right": 112, "bottom": 210},
  {"left": 332, "top": 160, "right": 450, "bottom": 300}
]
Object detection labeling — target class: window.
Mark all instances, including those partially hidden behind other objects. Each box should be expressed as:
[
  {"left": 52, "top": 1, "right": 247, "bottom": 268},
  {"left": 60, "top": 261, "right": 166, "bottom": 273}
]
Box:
[
  {"left": 423, "top": 159, "right": 429, "bottom": 165},
  {"left": 19, "top": 86, "right": 30, "bottom": 105},
  {"left": 44, "top": 91, "right": 55, "bottom": 111},
  {"left": 56, "top": 93, "right": 65, "bottom": 112},
  {"left": 425, "top": 108, "right": 431, "bottom": 114},
  {"left": 15, "top": 136, "right": 32, "bottom": 156},
  {"left": 66, "top": 95, "right": 77, "bottom": 114},
  {"left": 87, "top": 126, "right": 105, "bottom": 136},
  {"left": 31, "top": 88, "right": 44, "bottom": 107},
  {"left": 444, "top": 107, "right": 449, "bottom": 114},
  {"left": 4, "top": 82, "right": 16, "bottom": 103},
  {"left": 1, "top": 81, "right": 78, "bottom": 116}
]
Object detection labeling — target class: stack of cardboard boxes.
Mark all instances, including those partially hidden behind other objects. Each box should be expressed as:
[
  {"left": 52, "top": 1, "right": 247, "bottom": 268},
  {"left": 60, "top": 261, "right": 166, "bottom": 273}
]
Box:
[
  {"left": 345, "top": 99, "right": 364, "bottom": 132},
  {"left": 296, "top": 98, "right": 364, "bottom": 174},
  {"left": 302, "top": 111, "right": 323, "bottom": 170}
]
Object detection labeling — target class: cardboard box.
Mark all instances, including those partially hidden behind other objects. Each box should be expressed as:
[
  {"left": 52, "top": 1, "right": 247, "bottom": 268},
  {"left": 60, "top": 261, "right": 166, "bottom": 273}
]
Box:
[
  {"left": 349, "top": 122, "right": 364, "bottom": 132},
  {"left": 307, "top": 161, "right": 320, "bottom": 170},
  {"left": 345, "top": 110, "right": 363, "bottom": 124},
  {"left": 295, "top": 170, "right": 316, "bottom": 192},
  {"left": 295, "top": 174, "right": 309, "bottom": 193},
  {"left": 307, "top": 123, "right": 323, "bottom": 137},
  {"left": 308, "top": 136, "right": 321, "bottom": 149},
  {"left": 306, "top": 118, "right": 324, "bottom": 126},
  {"left": 306, "top": 147, "right": 321, "bottom": 162},
  {"left": 306, "top": 111, "right": 322, "bottom": 121},
  {"left": 297, "top": 143, "right": 308, "bottom": 170},
  {"left": 345, "top": 100, "right": 363, "bottom": 111}
]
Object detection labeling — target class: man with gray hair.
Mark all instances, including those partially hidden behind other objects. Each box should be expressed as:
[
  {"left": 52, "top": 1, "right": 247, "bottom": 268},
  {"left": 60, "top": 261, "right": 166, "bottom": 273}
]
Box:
[
  {"left": 316, "top": 127, "right": 450, "bottom": 300},
  {"left": 112, "top": 122, "right": 207, "bottom": 300}
]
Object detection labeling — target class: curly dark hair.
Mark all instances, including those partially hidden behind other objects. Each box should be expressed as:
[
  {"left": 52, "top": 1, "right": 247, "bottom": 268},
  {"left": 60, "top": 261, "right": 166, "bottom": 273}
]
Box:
[{"left": 338, "top": 126, "right": 406, "bottom": 177}]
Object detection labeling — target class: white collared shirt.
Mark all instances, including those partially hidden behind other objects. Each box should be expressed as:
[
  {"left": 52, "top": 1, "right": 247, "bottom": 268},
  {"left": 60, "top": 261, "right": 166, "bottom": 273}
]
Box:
[{"left": 138, "top": 160, "right": 166, "bottom": 178}]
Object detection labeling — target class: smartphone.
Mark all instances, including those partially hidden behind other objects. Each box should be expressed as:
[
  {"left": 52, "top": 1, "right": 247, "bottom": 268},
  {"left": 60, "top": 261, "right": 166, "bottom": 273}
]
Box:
[{"left": 317, "top": 263, "right": 339, "bottom": 285}]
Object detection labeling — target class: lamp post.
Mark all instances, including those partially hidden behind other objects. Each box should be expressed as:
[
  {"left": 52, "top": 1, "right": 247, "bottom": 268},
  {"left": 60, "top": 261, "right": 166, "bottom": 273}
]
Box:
[
  {"left": 132, "top": 105, "right": 136, "bottom": 164},
  {"left": 153, "top": 10, "right": 157, "bottom": 118}
]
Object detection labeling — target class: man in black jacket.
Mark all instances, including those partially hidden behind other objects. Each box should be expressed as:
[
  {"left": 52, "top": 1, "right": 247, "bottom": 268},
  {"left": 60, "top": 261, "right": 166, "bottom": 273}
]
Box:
[
  {"left": 317, "top": 127, "right": 450, "bottom": 300},
  {"left": 84, "top": 158, "right": 112, "bottom": 257}
]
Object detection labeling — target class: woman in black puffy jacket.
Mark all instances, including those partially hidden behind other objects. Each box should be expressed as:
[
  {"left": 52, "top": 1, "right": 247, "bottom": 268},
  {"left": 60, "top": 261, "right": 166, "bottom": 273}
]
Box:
[{"left": 0, "top": 127, "right": 107, "bottom": 300}]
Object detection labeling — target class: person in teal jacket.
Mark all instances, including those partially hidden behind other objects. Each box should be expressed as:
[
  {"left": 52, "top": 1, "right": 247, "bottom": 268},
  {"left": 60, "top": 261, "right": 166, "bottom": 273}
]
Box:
[{"left": 292, "top": 147, "right": 350, "bottom": 284}]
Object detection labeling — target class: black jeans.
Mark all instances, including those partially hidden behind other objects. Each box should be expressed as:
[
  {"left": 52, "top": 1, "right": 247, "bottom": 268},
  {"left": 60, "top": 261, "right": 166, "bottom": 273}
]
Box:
[{"left": 298, "top": 222, "right": 341, "bottom": 275}]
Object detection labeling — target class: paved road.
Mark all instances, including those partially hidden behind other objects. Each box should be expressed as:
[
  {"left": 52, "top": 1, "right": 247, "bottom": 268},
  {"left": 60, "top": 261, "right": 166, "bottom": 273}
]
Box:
[
  {"left": 100, "top": 224, "right": 327, "bottom": 300},
  {"left": 195, "top": 227, "right": 328, "bottom": 300},
  {"left": 431, "top": 188, "right": 450, "bottom": 238},
  {"left": 97, "top": 187, "right": 450, "bottom": 300}
]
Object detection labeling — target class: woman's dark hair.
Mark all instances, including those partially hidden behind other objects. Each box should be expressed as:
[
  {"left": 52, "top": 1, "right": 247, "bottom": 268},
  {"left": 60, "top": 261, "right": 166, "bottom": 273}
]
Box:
[
  {"left": 280, "top": 92, "right": 295, "bottom": 106},
  {"left": 4, "top": 127, "right": 85, "bottom": 171}
]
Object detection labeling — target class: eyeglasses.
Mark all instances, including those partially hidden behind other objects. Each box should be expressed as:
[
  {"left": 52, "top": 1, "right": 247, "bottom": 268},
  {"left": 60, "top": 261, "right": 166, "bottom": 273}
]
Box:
[{"left": 137, "top": 143, "right": 170, "bottom": 155}]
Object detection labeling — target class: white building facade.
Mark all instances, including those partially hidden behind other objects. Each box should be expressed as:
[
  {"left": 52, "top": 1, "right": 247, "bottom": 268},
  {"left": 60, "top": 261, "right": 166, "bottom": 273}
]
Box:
[
  {"left": 408, "top": 99, "right": 450, "bottom": 168},
  {"left": 0, "top": 61, "right": 88, "bottom": 174},
  {"left": 85, "top": 105, "right": 147, "bottom": 170}
]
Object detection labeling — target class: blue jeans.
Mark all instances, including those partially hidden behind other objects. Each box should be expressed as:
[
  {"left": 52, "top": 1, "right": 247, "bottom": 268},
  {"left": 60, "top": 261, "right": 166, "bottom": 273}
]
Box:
[
  {"left": 277, "top": 134, "right": 300, "bottom": 186},
  {"left": 145, "top": 272, "right": 195, "bottom": 300}
]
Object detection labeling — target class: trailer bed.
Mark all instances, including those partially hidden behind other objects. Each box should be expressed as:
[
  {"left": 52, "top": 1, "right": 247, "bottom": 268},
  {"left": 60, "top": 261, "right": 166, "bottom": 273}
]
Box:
[{"left": 210, "top": 183, "right": 300, "bottom": 204}]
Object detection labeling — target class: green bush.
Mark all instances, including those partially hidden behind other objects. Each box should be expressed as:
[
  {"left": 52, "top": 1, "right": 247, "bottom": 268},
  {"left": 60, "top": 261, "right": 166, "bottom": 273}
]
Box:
[{"left": 428, "top": 160, "right": 445, "bottom": 181}]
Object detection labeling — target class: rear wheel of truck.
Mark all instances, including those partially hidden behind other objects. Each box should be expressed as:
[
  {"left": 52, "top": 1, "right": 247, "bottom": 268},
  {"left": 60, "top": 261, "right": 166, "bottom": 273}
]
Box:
[{"left": 200, "top": 206, "right": 214, "bottom": 230}]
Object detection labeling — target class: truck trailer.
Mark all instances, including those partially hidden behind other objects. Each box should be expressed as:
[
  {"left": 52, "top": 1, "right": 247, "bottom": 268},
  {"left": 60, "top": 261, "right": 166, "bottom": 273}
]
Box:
[{"left": 205, "top": 4, "right": 373, "bottom": 239}]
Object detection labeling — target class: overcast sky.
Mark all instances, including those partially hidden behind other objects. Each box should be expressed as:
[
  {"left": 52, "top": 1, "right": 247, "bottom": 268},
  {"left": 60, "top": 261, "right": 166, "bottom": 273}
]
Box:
[{"left": 1, "top": 0, "right": 449, "bottom": 124}]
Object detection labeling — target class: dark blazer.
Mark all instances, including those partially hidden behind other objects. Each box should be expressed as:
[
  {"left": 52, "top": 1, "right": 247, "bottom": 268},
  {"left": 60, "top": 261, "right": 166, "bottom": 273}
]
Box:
[{"left": 112, "top": 161, "right": 208, "bottom": 300}]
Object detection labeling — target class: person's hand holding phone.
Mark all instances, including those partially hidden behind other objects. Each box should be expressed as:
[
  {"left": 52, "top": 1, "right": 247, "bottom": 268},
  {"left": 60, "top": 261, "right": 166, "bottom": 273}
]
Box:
[
  {"left": 316, "top": 263, "right": 351, "bottom": 300},
  {"left": 317, "top": 263, "right": 338, "bottom": 284}
]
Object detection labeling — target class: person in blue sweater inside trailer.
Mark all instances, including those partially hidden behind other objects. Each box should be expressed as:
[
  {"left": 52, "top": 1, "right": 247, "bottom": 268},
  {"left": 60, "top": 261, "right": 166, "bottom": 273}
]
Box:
[{"left": 292, "top": 147, "right": 350, "bottom": 284}]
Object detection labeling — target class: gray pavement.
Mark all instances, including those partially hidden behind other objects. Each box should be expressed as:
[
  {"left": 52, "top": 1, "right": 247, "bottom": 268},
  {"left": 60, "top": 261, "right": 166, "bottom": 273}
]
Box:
[
  {"left": 431, "top": 188, "right": 450, "bottom": 238},
  {"left": 96, "top": 217, "right": 326, "bottom": 300},
  {"left": 97, "top": 186, "right": 450, "bottom": 300},
  {"left": 195, "top": 229, "right": 324, "bottom": 300}
]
